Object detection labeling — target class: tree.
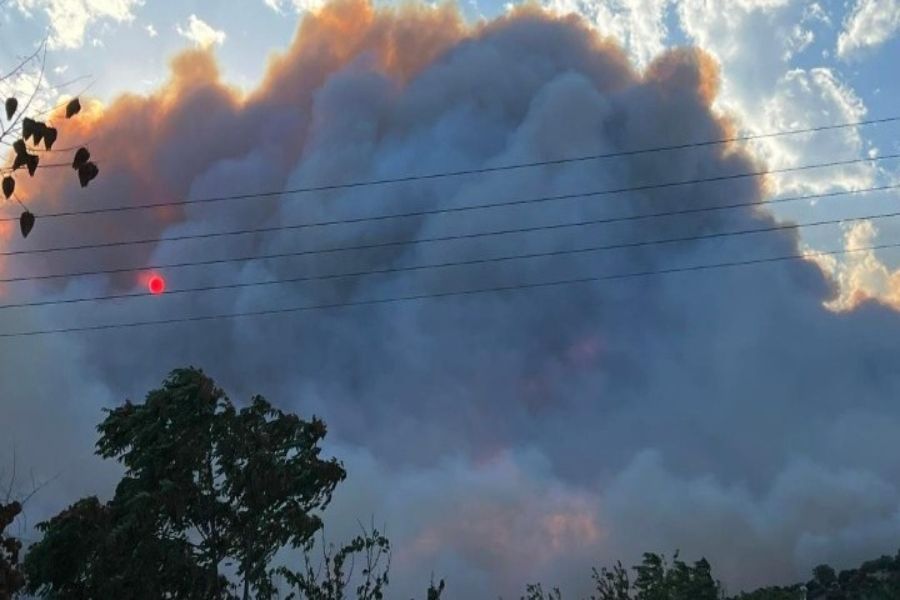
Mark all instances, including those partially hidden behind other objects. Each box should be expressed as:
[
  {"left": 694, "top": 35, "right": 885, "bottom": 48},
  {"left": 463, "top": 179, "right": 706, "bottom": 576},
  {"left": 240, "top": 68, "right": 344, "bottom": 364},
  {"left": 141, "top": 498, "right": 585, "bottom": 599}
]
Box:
[
  {"left": 23, "top": 495, "right": 209, "bottom": 599},
  {"left": 731, "top": 586, "right": 804, "bottom": 600},
  {"left": 217, "top": 395, "right": 347, "bottom": 598},
  {"left": 278, "top": 525, "right": 392, "bottom": 600},
  {"left": 1, "top": 447, "right": 62, "bottom": 600},
  {"left": 521, "top": 583, "right": 562, "bottom": 600},
  {"left": 2, "top": 38, "right": 99, "bottom": 239},
  {"left": 0, "top": 500, "right": 25, "bottom": 599},
  {"left": 25, "top": 367, "right": 346, "bottom": 598},
  {"left": 524, "top": 552, "right": 724, "bottom": 600},
  {"left": 591, "top": 561, "right": 631, "bottom": 600}
]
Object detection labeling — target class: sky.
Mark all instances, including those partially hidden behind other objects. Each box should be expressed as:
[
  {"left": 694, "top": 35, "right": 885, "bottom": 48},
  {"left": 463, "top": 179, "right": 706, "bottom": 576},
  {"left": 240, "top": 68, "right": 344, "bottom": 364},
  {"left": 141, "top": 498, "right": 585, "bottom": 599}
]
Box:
[{"left": 3, "top": 0, "right": 900, "bottom": 598}]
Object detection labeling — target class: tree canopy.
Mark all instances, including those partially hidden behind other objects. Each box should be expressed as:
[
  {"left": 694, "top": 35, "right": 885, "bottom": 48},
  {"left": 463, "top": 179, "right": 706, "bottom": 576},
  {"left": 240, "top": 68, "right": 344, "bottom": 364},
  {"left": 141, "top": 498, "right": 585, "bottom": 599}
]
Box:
[
  {"left": 10, "top": 366, "right": 900, "bottom": 599},
  {"left": 24, "top": 367, "right": 346, "bottom": 599}
]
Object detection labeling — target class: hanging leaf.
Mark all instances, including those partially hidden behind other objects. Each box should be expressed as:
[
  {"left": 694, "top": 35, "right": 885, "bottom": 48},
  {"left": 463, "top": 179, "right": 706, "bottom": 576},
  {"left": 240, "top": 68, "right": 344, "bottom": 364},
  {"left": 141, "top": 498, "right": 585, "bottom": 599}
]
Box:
[
  {"left": 2, "top": 177, "right": 13, "bottom": 199},
  {"left": 43, "top": 126, "right": 58, "bottom": 150},
  {"left": 19, "top": 210, "right": 35, "bottom": 239},
  {"left": 26, "top": 154, "right": 39, "bottom": 176},
  {"left": 31, "top": 122, "right": 46, "bottom": 146},
  {"left": 22, "top": 118, "right": 36, "bottom": 141},
  {"left": 65, "top": 98, "right": 81, "bottom": 119},
  {"left": 12, "top": 154, "right": 27, "bottom": 172},
  {"left": 4, "top": 98, "right": 17, "bottom": 120},
  {"left": 72, "top": 147, "right": 91, "bottom": 170},
  {"left": 78, "top": 161, "right": 99, "bottom": 187},
  {"left": 12, "top": 140, "right": 33, "bottom": 174}
]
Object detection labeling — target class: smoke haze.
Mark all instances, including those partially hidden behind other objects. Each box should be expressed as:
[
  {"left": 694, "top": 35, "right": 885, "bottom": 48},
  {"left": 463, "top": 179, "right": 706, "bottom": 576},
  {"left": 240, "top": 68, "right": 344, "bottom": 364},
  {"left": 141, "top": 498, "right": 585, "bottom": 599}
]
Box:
[{"left": 3, "top": 1, "right": 900, "bottom": 597}]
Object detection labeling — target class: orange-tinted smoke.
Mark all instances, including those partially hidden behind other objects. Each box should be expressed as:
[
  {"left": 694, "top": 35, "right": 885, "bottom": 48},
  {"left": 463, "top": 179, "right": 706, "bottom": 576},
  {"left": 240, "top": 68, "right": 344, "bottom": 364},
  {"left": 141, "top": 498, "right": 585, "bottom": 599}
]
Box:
[{"left": 1, "top": 0, "right": 734, "bottom": 289}]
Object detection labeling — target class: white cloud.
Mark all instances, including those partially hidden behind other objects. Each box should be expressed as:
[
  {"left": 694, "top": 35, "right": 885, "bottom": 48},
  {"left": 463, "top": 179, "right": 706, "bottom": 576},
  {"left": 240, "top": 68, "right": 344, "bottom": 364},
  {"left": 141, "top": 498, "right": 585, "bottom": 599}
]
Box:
[
  {"left": 542, "top": 0, "right": 871, "bottom": 195},
  {"left": 145, "top": 23, "right": 157, "bottom": 38},
  {"left": 837, "top": 0, "right": 900, "bottom": 59},
  {"left": 752, "top": 67, "right": 873, "bottom": 195},
  {"left": 263, "top": 0, "right": 326, "bottom": 14},
  {"left": 2, "top": 69, "right": 57, "bottom": 116},
  {"left": 13, "top": 0, "right": 142, "bottom": 49},
  {"left": 673, "top": 1, "right": 877, "bottom": 194},
  {"left": 543, "top": 0, "right": 892, "bottom": 311},
  {"left": 811, "top": 220, "right": 900, "bottom": 311},
  {"left": 176, "top": 14, "right": 226, "bottom": 49},
  {"left": 544, "top": 0, "right": 671, "bottom": 69}
]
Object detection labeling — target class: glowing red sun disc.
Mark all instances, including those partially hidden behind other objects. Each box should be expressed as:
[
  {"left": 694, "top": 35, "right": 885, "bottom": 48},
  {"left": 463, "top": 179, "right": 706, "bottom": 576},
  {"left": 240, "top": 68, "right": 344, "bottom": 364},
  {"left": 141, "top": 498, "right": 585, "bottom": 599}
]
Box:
[{"left": 148, "top": 275, "right": 166, "bottom": 295}]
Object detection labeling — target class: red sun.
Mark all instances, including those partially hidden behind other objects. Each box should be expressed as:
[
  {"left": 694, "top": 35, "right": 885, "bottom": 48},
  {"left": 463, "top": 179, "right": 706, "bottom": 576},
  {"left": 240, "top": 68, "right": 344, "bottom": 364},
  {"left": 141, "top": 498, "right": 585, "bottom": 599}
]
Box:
[{"left": 148, "top": 275, "right": 166, "bottom": 295}]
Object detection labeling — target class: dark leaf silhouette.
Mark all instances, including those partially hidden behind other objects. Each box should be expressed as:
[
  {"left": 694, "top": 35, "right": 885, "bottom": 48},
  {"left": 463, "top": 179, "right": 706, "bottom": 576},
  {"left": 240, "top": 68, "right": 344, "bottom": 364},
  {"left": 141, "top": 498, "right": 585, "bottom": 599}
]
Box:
[
  {"left": 2, "top": 176, "right": 14, "bottom": 199},
  {"left": 78, "top": 161, "right": 99, "bottom": 187},
  {"left": 4, "top": 97, "right": 17, "bottom": 120},
  {"left": 21, "top": 118, "right": 37, "bottom": 142},
  {"left": 43, "top": 126, "right": 58, "bottom": 150},
  {"left": 19, "top": 210, "right": 34, "bottom": 239},
  {"left": 26, "top": 154, "right": 39, "bottom": 177},
  {"left": 12, "top": 154, "right": 27, "bottom": 172},
  {"left": 12, "top": 139, "right": 26, "bottom": 157},
  {"left": 12, "top": 139, "right": 37, "bottom": 174},
  {"left": 65, "top": 98, "right": 81, "bottom": 119},
  {"left": 31, "top": 122, "right": 45, "bottom": 146},
  {"left": 72, "top": 147, "right": 90, "bottom": 170}
]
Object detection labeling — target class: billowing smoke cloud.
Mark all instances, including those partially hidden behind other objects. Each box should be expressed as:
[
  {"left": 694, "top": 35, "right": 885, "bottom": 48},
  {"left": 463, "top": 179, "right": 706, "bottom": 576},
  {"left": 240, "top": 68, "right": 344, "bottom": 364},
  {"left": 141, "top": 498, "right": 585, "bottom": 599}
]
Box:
[{"left": 3, "top": 1, "right": 900, "bottom": 597}]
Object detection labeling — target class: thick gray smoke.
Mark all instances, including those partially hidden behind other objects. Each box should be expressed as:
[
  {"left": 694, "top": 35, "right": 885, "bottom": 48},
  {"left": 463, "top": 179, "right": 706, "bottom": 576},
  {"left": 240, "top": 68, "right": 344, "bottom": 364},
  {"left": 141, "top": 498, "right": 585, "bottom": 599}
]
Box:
[{"left": 2, "top": 1, "right": 900, "bottom": 597}]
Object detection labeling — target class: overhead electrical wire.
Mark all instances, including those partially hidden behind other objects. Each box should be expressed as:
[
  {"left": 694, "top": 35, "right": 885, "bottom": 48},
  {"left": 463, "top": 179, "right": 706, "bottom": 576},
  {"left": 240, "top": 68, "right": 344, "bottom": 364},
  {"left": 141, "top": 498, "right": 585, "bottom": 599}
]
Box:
[
  {"left": 2, "top": 205, "right": 900, "bottom": 311},
  {"left": 1, "top": 115, "right": 899, "bottom": 221},
  {"left": 0, "top": 115, "right": 897, "bottom": 336},
  {"left": 2, "top": 152, "right": 898, "bottom": 258},
  {"left": 2, "top": 239, "right": 897, "bottom": 338},
  {"left": 1, "top": 182, "right": 897, "bottom": 285}
]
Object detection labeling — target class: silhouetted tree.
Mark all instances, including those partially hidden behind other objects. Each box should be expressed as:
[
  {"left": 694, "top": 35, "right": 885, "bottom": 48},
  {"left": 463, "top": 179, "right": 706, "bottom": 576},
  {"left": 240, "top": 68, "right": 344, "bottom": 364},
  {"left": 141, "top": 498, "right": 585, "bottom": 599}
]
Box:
[
  {"left": 731, "top": 586, "right": 804, "bottom": 600},
  {"left": 0, "top": 500, "right": 24, "bottom": 599},
  {"left": 278, "top": 525, "right": 392, "bottom": 600},
  {"left": 591, "top": 561, "right": 631, "bottom": 600},
  {"left": 24, "top": 367, "right": 346, "bottom": 598},
  {"left": 524, "top": 552, "right": 724, "bottom": 600},
  {"left": 521, "top": 583, "right": 562, "bottom": 600},
  {"left": 23, "top": 495, "right": 209, "bottom": 599}
]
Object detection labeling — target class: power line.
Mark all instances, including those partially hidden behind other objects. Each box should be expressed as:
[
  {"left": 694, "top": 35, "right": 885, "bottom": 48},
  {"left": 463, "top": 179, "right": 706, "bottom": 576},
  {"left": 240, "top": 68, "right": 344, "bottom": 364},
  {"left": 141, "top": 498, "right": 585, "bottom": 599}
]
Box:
[
  {"left": 2, "top": 240, "right": 896, "bottom": 338},
  {"left": 0, "top": 160, "right": 73, "bottom": 174},
  {"left": 2, "top": 182, "right": 897, "bottom": 285},
  {"left": 3, "top": 152, "right": 898, "bottom": 258},
  {"left": 2, "top": 206, "right": 899, "bottom": 311},
  {"left": 2, "top": 115, "right": 899, "bottom": 222}
]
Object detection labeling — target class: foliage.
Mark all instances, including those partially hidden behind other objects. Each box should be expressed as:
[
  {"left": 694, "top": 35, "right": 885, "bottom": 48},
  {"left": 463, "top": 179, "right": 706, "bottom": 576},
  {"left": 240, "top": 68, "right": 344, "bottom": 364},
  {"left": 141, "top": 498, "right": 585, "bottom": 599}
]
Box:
[
  {"left": 23, "top": 495, "right": 210, "bottom": 599},
  {"left": 523, "top": 552, "right": 724, "bottom": 600},
  {"left": 279, "top": 526, "right": 392, "bottom": 600},
  {"left": 522, "top": 583, "right": 562, "bottom": 600},
  {"left": 585, "top": 552, "right": 723, "bottom": 600},
  {"left": 800, "top": 551, "right": 900, "bottom": 600},
  {"left": 523, "top": 549, "right": 900, "bottom": 600},
  {"left": 24, "top": 367, "right": 346, "bottom": 598},
  {"left": 0, "top": 501, "right": 24, "bottom": 600},
  {"left": 591, "top": 561, "right": 631, "bottom": 600},
  {"left": 16, "top": 365, "right": 900, "bottom": 600},
  {"left": 731, "top": 586, "right": 804, "bottom": 600},
  {"left": 1, "top": 40, "right": 98, "bottom": 239}
]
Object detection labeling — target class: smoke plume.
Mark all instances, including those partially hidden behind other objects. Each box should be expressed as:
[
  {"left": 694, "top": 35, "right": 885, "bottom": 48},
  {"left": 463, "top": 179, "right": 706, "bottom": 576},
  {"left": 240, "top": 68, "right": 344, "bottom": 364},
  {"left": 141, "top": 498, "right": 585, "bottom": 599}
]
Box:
[{"left": 3, "top": 1, "right": 900, "bottom": 597}]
